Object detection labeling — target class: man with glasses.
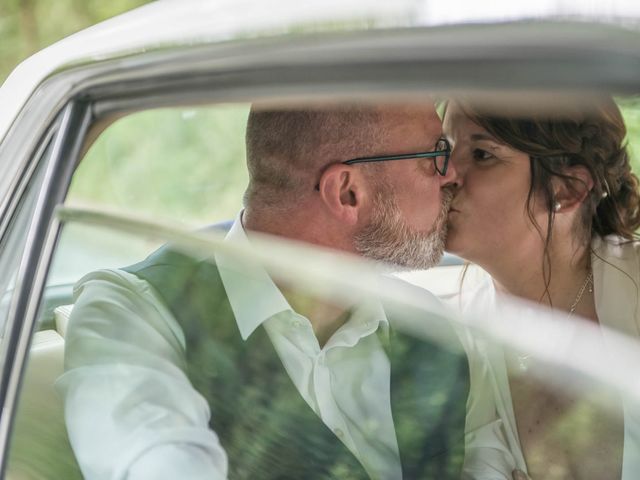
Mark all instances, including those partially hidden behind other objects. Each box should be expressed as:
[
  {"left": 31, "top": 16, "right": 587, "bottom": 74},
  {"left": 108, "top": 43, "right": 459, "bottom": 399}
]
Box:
[
  {"left": 245, "top": 105, "right": 454, "bottom": 272},
  {"left": 60, "top": 103, "right": 468, "bottom": 480}
]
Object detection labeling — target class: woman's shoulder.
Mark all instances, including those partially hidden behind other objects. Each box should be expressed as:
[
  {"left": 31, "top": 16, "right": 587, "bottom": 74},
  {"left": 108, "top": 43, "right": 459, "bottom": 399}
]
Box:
[
  {"left": 591, "top": 234, "right": 640, "bottom": 336},
  {"left": 593, "top": 233, "right": 640, "bottom": 253},
  {"left": 592, "top": 234, "right": 640, "bottom": 273}
]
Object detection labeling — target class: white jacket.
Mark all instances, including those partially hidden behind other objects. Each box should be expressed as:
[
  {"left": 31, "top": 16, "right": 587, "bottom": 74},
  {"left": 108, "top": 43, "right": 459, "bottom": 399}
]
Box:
[
  {"left": 592, "top": 235, "right": 640, "bottom": 480},
  {"left": 459, "top": 235, "right": 640, "bottom": 480}
]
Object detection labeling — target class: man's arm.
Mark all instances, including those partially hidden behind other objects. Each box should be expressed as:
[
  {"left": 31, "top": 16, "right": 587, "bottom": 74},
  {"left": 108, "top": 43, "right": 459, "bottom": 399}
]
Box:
[{"left": 56, "top": 269, "right": 228, "bottom": 480}]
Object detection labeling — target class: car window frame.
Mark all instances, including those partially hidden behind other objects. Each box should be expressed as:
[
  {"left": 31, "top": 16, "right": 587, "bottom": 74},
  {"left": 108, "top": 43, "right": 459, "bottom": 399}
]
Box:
[{"left": 0, "top": 101, "right": 91, "bottom": 478}]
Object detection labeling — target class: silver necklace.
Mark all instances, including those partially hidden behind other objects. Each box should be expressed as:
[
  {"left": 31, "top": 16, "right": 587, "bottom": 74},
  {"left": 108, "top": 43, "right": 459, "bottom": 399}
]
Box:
[
  {"left": 515, "top": 271, "right": 594, "bottom": 372},
  {"left": 568, "top": 271, "right": 594, "bottom": 314}
]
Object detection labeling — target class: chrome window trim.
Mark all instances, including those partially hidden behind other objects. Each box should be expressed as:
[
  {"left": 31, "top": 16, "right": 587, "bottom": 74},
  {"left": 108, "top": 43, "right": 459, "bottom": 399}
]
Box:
[
  {"left": 0, "top": 101, "right": 91, "bottom": 477},
  {"left": 0, "top": 125, "right": 60, "bottom": 246},
  {"left": 0, "top": 80, "right": 77, "bottom": 229}
]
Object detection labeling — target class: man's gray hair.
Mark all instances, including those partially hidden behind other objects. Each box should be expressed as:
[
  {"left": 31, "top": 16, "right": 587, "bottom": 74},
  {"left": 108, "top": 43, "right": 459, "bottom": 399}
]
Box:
[{"left": 244, "top": 105, "right": 387, "bottom": 208}]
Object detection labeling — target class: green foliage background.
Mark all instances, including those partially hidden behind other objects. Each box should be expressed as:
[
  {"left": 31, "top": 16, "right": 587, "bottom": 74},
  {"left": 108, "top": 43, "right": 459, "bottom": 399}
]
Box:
[
  {"left": 68, "top": 105, "right": 250, "bottom": 224},
  {"left": 621, "top": 97, "right": 640, "bottom": 165},
  {"left": 67, "top": 100, "right": 640, "bottom": 226},
  {"left": 0, "top": 0, "right": 152, "bottom": 84}
]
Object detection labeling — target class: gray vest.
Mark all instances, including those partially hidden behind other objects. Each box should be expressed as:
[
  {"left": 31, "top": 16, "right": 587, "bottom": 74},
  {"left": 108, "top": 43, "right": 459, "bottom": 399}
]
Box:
[{"left": 124, "top": 246, "right": 469, "bottom": 479}]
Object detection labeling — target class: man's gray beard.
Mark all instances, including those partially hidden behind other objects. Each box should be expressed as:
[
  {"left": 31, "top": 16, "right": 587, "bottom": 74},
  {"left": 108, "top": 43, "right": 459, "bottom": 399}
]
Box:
[{"left": 354, "top": 187, "right": 454, "bottom": 271}]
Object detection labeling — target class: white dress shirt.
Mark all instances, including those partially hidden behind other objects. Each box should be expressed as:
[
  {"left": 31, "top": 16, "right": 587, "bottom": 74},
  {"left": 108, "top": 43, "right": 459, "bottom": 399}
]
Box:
[{"left": 58, "top": 212, "right": 401, "bottom": 480}]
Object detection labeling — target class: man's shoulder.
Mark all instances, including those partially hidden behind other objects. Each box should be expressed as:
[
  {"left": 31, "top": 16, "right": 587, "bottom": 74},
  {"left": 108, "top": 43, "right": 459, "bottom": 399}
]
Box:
[
  {"left": 120, "top": 244, "right": 233, "bottom": 327},
  {"left": 123, "top": 245, "right": 222, "bottom": 292},
  {"left": 123, "top": 244, "right": 216, "bottom": 274}
]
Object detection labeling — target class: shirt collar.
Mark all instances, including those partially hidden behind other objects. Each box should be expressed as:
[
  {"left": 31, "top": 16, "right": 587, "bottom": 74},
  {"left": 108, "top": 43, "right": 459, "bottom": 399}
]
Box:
[
  {"left": 214, "top": 211, "right": 292, "bottom": 340},
  {"left": 215, "top": 210, "right": 389, "bottom": 341},
  {"left": 330, "top": 300, "right": 389, "bottom": 347}
]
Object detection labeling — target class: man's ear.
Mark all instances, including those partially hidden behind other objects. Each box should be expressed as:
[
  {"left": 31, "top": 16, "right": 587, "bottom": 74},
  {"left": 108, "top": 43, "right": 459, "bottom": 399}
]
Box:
[
  {"left": 317, "top": 163, "right": 369, "bottom": 226},
  {"left": 552, "top": 165, "right": 594, "bottom": 213}
]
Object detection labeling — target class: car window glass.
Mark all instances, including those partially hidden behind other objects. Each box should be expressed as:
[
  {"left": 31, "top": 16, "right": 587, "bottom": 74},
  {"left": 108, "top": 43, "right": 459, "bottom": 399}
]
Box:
[
  {"left": 5, "top": 104, "right": 249, "bottom": 479},
  {"left": 6, "top": 222, "right": 166, "bottom": 480},
  {"left": 6, "top": 96, "right": 640, "bottom": 480},
  {"left": 7, "top": 216, "right": 474, "bottom": 480},
  {"left": 67, "top": 105, "right": 249, "bottom": 224}
]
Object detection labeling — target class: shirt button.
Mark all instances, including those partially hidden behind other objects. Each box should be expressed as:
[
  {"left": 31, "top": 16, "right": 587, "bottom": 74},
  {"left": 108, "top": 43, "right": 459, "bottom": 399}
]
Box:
[
  {"left": 291, "top": 318, "right": 302, "bottom": 328},
  {"left": 365, "top": 419, "right": 379, "bottom": 434},
  {"left": 333, "top": 428, "right": 344, "bottom": 439}
]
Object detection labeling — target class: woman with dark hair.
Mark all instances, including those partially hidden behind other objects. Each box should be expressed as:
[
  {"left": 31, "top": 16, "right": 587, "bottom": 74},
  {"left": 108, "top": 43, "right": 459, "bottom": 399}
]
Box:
[{"left": 442, "top": 97, "right": 640, "bottom": 479}]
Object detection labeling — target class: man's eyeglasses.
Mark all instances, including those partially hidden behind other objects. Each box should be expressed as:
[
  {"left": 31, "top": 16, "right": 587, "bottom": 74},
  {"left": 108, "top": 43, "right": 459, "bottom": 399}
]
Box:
[{"left": 342, "top": 138, "right": 451, "bottom": 176}]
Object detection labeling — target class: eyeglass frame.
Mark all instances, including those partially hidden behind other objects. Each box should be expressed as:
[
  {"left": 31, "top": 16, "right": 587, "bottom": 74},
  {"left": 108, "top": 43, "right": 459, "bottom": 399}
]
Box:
[{"left": 341, "top": 138, "right": 451, "bottom": 176}]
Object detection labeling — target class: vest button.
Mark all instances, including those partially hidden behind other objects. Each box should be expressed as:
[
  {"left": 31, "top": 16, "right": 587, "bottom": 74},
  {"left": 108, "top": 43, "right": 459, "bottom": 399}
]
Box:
[{"left": 333, "top": 428, "right": 344, "bottom": 439}]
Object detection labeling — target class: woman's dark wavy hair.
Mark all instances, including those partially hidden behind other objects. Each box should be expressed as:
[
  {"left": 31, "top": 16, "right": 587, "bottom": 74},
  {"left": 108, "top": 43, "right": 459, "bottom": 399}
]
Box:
[{"left": 456, "top": 96, "right": 640, "bottom": 302}]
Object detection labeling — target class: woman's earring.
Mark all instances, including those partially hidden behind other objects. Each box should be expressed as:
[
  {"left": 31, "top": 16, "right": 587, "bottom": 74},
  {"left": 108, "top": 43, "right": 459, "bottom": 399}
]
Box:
[
  {"left": 602, "top": 179, "right": 610, "bottom": 199},
  {"left": 553, "top": 202, "right": 562, "bottom": 212}
]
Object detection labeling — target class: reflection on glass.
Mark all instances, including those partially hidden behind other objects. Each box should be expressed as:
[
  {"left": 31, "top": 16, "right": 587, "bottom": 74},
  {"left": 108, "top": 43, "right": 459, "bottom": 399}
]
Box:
[
  {"left": 7, "top": 224, "right": 163, "bottom": 480},
  {"left": 45, "top": 219, "right": 467, "bottom": 479},
  {"left": 8, "top": 213, "right": 640, "bottom": 480},
  {"left": 6, "top": 95, "right": 640, "bottom": 480}
]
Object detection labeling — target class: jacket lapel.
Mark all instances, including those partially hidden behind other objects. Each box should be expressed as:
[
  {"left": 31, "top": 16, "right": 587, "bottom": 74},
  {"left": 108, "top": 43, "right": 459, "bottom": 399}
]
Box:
[{"left": 592, "top": 235, "right": 640, "bottom": 338}]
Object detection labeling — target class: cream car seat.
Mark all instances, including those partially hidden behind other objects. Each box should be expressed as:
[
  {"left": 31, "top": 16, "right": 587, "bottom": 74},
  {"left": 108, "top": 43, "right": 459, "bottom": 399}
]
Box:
[{"left": 7, "top": 305, "right": 82, "bottom": 480}]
